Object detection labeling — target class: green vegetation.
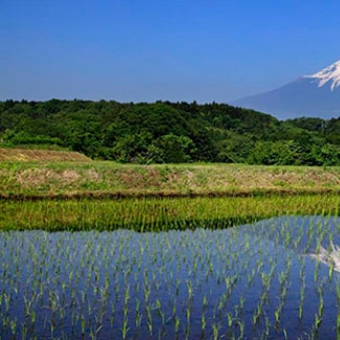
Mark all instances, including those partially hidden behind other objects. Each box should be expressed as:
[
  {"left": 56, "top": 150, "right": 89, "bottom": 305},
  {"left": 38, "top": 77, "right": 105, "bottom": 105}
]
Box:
[
  {"left": 1, "top": 194, "right": 339, "bottom": 231},
  {"left": 2, "top": 161, "right": 340, "bottom": 199},
  {"left": 2, "top": 99, "right": 340, "bottom": 165}
]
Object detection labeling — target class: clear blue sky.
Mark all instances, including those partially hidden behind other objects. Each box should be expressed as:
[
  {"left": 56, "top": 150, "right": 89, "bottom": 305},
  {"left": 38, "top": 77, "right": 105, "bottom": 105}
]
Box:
[{"left": 1, "top": 0, "right": 340, "bottom": 103}]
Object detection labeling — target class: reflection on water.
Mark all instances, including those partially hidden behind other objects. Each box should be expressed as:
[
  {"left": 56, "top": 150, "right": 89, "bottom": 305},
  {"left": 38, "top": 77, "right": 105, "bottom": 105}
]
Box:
[{"left": 0, "top": 216, "right": 339, "bottom": 339}]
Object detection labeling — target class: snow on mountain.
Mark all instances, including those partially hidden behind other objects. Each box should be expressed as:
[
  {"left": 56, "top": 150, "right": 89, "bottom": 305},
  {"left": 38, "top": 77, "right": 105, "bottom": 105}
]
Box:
[
  {"left": 304, "top": 60, "right": 340, "bottom": 91},
  {"left": 231, "top": 60, "right": 340, "bottom": 120}
]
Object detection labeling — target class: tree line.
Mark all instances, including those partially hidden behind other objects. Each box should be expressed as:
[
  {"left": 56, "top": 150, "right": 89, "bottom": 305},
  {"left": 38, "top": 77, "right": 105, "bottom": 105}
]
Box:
[{"left": 1, "top": 99, "right": 340, "bottom": 165}]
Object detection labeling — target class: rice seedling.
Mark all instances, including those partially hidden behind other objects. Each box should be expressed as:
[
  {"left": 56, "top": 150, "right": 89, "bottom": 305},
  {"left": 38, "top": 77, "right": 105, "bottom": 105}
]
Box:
[
  {"left": 1, "top": 194, "right": 340, "bottom": 232},
  {"left": 0, "top": 207, "right": 339, "bottom": 338},
  {"left": 299, "top": 279, "right": 306, "bottom": 320}
]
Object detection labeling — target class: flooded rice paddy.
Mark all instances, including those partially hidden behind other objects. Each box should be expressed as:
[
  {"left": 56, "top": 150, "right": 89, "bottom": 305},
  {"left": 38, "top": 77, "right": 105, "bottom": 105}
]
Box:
[{"left": 1, "top": 216, "right": 340, "bottom": 339}]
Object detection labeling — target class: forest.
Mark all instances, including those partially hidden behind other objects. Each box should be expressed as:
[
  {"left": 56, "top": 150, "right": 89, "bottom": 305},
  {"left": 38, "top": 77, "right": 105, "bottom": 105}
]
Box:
[{"left": 1, "top": 99, "right": 340, "bottom": 165}]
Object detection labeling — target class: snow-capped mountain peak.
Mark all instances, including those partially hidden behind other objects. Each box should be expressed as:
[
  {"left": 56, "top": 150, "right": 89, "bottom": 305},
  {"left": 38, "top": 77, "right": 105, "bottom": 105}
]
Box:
[
  {"left": 232, "top": 59, "right": 340, "bottom": 119},
  {"left": 304, "top": 60, "right": 340, "bottom": 91}
]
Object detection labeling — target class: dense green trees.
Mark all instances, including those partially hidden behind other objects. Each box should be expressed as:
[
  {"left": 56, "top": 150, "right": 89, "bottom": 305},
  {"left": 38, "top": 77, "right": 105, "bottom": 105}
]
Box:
[{"left": 1, "top": 99, "right": 340, "bottom": 165}]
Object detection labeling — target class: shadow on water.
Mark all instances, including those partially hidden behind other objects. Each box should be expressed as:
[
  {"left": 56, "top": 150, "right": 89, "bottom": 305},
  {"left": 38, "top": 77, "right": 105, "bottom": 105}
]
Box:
[{"left": 0, "top": 216, "right": 339, "bottom": 339}]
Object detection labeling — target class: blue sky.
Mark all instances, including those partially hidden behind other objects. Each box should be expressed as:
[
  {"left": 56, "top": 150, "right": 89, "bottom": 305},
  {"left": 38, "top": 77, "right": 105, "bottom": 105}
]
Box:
[{"left": 1, "top": 1, "right": 340, "bottom": 103}]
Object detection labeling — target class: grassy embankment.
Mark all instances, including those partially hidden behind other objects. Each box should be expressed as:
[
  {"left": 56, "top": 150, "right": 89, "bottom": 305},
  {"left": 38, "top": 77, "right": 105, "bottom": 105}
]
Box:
[
  {"left": 2, "top": 148, "right": 340, "bottom": 199},
  {"left": 1, "top": 148, "right": 340, "bottom": 230}
]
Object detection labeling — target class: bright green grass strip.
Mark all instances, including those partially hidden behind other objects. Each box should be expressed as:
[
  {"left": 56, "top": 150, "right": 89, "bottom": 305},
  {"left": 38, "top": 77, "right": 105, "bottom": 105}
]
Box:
[{"left": 1, "top": 194, "right": 339, "bottom": 232}]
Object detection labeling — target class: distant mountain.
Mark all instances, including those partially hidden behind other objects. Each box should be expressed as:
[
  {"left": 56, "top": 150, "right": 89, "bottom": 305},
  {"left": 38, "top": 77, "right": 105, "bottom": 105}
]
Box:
[{"left": 232, "top": 60, "right": 340, "bottom": 120}]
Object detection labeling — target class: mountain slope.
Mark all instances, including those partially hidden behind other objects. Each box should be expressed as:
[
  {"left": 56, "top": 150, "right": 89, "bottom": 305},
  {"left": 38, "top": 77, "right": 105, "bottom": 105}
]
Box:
[{"left": 232, "top": 60, "right": 340, "bottom": 120}]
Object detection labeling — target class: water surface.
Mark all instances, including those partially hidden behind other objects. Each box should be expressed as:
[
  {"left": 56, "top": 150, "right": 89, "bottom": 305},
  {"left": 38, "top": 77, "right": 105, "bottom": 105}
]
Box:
[{"left": 0, "top": 216, "right": 339, "bottom": 339}]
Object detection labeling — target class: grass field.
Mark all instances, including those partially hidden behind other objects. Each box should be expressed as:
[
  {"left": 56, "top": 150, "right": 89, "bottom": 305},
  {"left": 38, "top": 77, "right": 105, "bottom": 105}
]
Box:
[
  {"left": 2, "top": 147, "right": 340, "bottom": 230},
  {"left": 1, "top": 148, "right": 340, "bottom": 199}
]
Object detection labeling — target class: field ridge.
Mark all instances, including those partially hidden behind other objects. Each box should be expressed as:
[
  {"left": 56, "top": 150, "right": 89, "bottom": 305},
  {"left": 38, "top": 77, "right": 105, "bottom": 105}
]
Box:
[
  {"left": 2, "top": 159, "right": 340, "bottom": 199},
  {"left": 2, "top": 187, "right": 340, "bottom": 201}
]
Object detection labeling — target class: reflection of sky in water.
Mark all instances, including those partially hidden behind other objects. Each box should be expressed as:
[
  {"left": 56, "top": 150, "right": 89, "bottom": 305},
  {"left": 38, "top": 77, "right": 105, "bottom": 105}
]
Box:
[
  {"left": 249, "top": 215, "right": 340, "bottom": 253},
  {"left": 0, "top": 216, "right": 339, "bottom": 339}
]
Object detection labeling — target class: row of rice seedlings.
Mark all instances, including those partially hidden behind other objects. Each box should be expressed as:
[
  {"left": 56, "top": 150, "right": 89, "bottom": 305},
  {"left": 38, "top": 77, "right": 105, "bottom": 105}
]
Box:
[
  {"left": 0, "top": 215, "right": 340, "bottom": 338},
  {"left": 1, "top": 194, "right": 340, "bottom": 231}
]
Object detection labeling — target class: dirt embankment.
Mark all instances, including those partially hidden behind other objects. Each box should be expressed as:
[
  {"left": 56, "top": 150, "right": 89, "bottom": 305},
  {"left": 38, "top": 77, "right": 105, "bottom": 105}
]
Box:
[{"left": 0, "top": 148, "right": 91, "bottom": 162}]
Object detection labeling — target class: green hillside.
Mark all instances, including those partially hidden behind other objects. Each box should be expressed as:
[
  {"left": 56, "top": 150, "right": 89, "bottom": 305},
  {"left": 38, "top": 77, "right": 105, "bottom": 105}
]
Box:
[{"left": 1, "top": 99, "right": 340, "bottom": 165}]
